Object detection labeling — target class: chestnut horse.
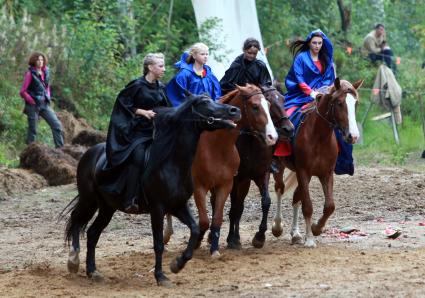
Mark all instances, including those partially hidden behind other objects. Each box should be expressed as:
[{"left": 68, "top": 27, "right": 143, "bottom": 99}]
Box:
[
  {"left": 62, "top": 94, "right": 241, "bottom": 286},
  {"left": 164, "top": 84, "right": 278, "bottom": 257},
  {"left": 192, "top": 84, "right": 278, "bottom": 257},
  {"left": 272, "top": 78, "right": 363, "bottom": 247},
  {"left": 226, "top": 85, "right": 294, "bottom": 250}
]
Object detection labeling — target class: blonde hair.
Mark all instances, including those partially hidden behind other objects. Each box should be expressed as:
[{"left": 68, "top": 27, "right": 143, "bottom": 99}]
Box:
[
  {"left": 186, "top": 42, "right": 209, "bottom": 64},
  {"left": 143, "top": 53, "right": 165, "bottom": 75}
]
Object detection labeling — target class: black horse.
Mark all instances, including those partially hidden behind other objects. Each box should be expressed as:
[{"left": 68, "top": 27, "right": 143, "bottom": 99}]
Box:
[
  {"left": 226, "top": 86, "right": 294, "bottom": 249},
  {"left": 63, "top": 94, "right": 241, "bottom": 287}
]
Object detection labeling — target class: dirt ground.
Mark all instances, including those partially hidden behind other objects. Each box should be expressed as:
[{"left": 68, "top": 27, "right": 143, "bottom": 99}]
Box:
[{"left": 1, "top": 162, "right": 425, "bottom": 297}]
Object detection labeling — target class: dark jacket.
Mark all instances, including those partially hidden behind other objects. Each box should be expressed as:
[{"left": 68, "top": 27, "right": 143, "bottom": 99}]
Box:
[
  {"left": 220, "top": 54, "right": 272, "bottom": 94},
  {"left": 27, "top": 67, "right": 51, "bottom": 104}
]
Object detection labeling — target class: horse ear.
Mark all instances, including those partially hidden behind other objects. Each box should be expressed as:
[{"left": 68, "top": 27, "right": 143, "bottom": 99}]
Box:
[
  {"left": 235, "top": 84, "right": 242, "bottom": 91},
  {"left": 334, "top": 78, "right": 341, "bottom": 90},
  {"left": 316, "top": 93, "right": 324, "bottom": 102},
  {"left": 352, "top": 79, "right": 364, "bottom": 90}
]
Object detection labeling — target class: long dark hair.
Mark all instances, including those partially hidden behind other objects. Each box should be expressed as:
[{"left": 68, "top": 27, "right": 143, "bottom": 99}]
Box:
[{"left": 289, "top": 33, "right": 328, "bottom": 71}]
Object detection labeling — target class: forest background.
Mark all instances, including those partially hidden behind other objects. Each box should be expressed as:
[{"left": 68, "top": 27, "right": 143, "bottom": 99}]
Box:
[{"left": 0, "top": 0, "right": 424, "bottom": 167}]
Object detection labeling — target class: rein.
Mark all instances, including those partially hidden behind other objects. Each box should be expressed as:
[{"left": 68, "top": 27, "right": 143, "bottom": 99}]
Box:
[{"left": 314, "top": 90, "right": 351, "bottom": 130}]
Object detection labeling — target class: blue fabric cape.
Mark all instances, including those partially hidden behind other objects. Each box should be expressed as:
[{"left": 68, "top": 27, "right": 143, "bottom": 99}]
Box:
[
  {"left": 284, "top": 29, "right": 335, "bottom": 109},
  {"left": 166, "top": 52, "right": 222, "bottom": 107}
]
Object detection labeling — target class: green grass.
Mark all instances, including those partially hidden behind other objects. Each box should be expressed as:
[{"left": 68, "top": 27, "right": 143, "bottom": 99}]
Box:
[{"left": 354, "top": 104, "right": 425, "bottom": 166}]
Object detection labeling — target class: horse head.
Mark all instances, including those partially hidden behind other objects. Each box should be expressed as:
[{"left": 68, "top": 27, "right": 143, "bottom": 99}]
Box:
[
  {"left": 261, "top": 85, "right": 294, "bottom": 141},
  {"left": 221, "top": 84, "right": 278, "bottom": 146},
  {"left": 188, "top": 93, "right": 241, "bottom": 131},
  {"left": 320, "top": 78, "right": 363, "bottom": 144}
]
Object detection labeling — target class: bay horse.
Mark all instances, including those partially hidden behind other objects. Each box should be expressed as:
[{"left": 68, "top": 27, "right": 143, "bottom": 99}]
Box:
[
  {"left": 226, "top": 85, "right": 294, "bottom": 250},
  {"left": 62, "top": 94, "right": 241, "bottom": 287},
  {"left": 272, "top": 78, "right": 363, "bottom": 247},
  {"left": 163, "top": 84, "right": 278, "bottom": 257}
]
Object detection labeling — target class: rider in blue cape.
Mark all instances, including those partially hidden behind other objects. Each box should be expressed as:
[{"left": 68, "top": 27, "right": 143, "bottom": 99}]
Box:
[
  {"left": 284, "top": 29, "right": 335, "bottom": 109},
  {"left": 281, "top": 29, "right": 355, "bottom": 175},
  {"left": 166, "top": 42, "right": 221, "bottom": 107}
]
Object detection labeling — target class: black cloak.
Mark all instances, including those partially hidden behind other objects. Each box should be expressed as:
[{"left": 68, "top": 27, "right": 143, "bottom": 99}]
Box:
[
  {"left": 105, "top": 76, "right": 170, "bottom": 168},
  {"left": 219, "top": 54, "right": 272, "bottom": 95},
  {"left": 98, "top": 76, "right": 170, "bottom": 196}
]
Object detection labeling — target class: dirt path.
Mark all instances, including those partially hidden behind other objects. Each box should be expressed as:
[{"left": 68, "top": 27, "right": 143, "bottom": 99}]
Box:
[{"left": 1, "top": 165, "right": 425, "bottom": 297}]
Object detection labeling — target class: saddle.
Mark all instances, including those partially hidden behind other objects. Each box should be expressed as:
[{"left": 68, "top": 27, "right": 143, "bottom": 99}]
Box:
[{"left": 94, "top": 144, "right": 152, "bottom": 211}]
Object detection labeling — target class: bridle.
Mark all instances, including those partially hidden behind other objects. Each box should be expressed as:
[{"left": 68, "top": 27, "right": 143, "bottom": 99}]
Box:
[
  {"left": 314, "top": 90, "right": 353, "bottom": 130},
  {"left": 239, "top": 90, "right": 269, "bottom": 142}
]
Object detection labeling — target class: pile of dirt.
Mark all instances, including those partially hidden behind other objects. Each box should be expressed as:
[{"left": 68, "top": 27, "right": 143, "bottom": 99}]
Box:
[
  {"left": 0, "top": 167, "right": 47, "bottom": 199},
  {"left": 19, "top": 143, "right": 77, "bottom": 186},
  {"left": 56, "top": 110, "right": 93, "bottom": 144},
  {"left": 61, "top": 144, "right": 88, "bottom": 161},
  {"left": 72, "top": 130, "right": 106, "bottom": 147}
]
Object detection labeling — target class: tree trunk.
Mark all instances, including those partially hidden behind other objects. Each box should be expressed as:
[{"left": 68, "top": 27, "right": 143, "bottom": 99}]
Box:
[{"left": 336, "top": 0, "right": 351, "bottom": 41}]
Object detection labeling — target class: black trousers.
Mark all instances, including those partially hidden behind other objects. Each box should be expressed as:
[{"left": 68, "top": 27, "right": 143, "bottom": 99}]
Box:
[{"left": 369, "top": 49, "right": 397, "bottom": 73}]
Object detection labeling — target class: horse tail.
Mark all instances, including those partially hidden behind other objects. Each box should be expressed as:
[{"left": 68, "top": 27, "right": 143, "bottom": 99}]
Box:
[
  {"left": 63, "top": 193, "right": 98, "bottom": 244},
  {"left": 283, "top": 170, "right": 298, "bottom": 200},
  {"left": 63, "top": 144, "right": 104, "bottom": 244}
]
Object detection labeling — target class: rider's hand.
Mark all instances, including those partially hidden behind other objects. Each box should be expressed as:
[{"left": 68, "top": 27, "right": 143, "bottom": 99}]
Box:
[{"left": 137, "top": 109, "right": 156, "bottom": 119}]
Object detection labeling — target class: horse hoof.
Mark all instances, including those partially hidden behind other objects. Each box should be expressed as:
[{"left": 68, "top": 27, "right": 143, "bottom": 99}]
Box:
[
  {"left": 211, "top": 250, "right": 221, "bottom": 259},
  {"left": 169, "top": 258, "right": 182, "bottom": 274},
  {"left": 157, "top": 277, "right": 173, "bottom": 288},
  {"left": 67, "top": 250, "right": 80, "bottom": 274},
  {"left": 227, "top": 241, "right": 242, "bottom": 250},
  {"left": 251, "top": 236, "right": 265, "bottom": 249},
  {"left": 304, "top": 238, "right": 317, "bottom": 248},
  {"left": 88, "top": 270, "right": 104, "bottom": 282},
  {"left": 272, "top": 222, "right": 283, "bottom": 238},
  {"left": 311, "top": 223, "right": 322, "bottom": 236},
  {"left": 291, "top": 233, "right": 304, "bottom": 245}
]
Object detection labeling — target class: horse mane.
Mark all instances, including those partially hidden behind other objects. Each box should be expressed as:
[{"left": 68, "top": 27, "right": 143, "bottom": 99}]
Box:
[
  {"left": 142, "top": 95, "right": 203, "bottom": 181},
  {"left": 219, "top": 89, "right": 239, "bottom": 104},
  {"left": 219, "top": 84, "right": 260, "bottom": 104}
]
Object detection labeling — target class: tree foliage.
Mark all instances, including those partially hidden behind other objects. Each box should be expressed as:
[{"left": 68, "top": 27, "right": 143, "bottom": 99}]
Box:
[{"left": 0, "top": 0, "right": 424, "bottom": 165}]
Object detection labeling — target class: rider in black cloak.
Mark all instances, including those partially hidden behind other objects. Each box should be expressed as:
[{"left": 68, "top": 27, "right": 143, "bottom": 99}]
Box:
[
  {"left": 220, "top": 38, "right": 272, "bottom": 95},
  {"left": 98, "top": 53, "right": 171, "bottom": 212}
]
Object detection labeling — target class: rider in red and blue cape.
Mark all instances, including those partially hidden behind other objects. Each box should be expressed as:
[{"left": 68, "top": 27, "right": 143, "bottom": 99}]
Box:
[
  {"left": 284, "top": 29, "right": 335, "bottom": 109},
  {"left": 278, "top": 29, "right": 354, "bottom": 175}
]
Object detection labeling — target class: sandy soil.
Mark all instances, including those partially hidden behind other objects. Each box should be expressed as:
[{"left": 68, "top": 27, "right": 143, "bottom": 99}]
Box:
[{"left": 1, "top": 164, "right": 425, "bottom": 297}]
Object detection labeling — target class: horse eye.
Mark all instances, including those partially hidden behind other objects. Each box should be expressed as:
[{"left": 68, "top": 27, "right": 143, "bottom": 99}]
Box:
[{"left": 252, "top": 105, "right": 260, "bottom": 112}]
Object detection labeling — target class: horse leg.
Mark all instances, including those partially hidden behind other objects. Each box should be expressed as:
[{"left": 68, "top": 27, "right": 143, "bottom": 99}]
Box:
[
  {"left": 312, "top": 174, "right": 335, "bottom": 236},
  {"left": 193, "top": 187, "right": 209, "bottom": 249},
  {"left": 163, "top": 214, "right": 173, "bottom": 245},
  {"left": 252, "top": 173, "right": 272, "bottom": 248},
  {"left": 227, "top": 178, "right": 250, "bottom": 249},
  {"left": 86, "top": 203, "right": 115, "bottom": 281},
  {"left": 68, "top": 224, "right": 81, "bottom": 274},
  {"left": 209, "top": 185, "right": 231, "bottom": 257},
  {"left": 296, "top": 173, "right": 315, "bottom": 248},
  {"left": 150, "top": 205, "right": 172, "bottom": 287},
  {"left": 169, "top": 204, "right": 200, "bottom": 274},
  {"left": 65, "top": 194, "right": 99, "bottom": 275},
  {"left": 290, "top": 190, "right": 303, "bottom": 244},
  {"left": 272, "top": 167, "right": 285, "bottom": 237}
]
